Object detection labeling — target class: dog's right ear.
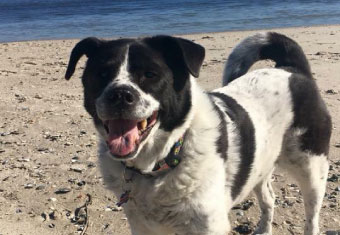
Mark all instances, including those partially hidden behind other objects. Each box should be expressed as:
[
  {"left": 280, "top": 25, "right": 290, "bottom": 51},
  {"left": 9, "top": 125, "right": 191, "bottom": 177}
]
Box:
[
  {"left": 65, "top": 37, "right": 102, "bottom": 80},
  {"left": 145, "top": 36, "right": 205, "bottom": 78}
]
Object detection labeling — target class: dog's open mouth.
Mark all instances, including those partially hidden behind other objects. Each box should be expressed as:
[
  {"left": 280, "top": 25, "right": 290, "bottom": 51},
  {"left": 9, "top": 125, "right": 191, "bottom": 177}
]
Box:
[{"left": 103, "top": 111, "right": 158, "bottom": 159}]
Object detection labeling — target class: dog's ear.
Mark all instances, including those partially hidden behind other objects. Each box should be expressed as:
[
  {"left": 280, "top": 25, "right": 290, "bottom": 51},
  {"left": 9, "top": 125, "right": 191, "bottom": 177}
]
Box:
[
  {"left": 175, "top": 37, "right": 205, "bottom": 78},
  {"left": 146, "top": 36, "right": 205, "bottom": 78},
  {"left": 65, "top": 37, "right": 102, "bottom": 80}
]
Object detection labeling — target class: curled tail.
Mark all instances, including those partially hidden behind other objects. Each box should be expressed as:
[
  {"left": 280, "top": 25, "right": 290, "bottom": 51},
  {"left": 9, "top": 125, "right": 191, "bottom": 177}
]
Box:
[{"left": 223, "top": 32, "right": 312, "bottom": 86}]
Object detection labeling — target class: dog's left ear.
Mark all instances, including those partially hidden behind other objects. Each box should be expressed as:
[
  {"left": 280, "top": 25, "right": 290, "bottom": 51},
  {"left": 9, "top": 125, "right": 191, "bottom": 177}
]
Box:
[
  {"left": 65, "top": 37, "right": 102, "bottom": 80},
  {"left": 146, "top": 36, "right": 205, "bottom": 78},
  {"left": 175, "top": 37, "right": 205, "bottom": 78}
]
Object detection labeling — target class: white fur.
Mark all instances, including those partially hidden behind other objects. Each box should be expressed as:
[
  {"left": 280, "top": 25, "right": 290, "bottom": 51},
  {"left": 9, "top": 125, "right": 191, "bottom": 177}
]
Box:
[
  {"left": 216, "top": 68, "right": 294, "bottom": 203},
  {"left": 96, "top": 59, "right": 328, "bottom": 235},
  {"left": 278, "top": 150, "right": 329, "bottom": 235},
  {"left": 212, "top": 98, "right": 241, "bottom": 212},
  {"left": 99, "top": 78, "right": 229, "bottom": 234},
  {"left": 253, "top": 170, "right": 275, "bottom": 234}
]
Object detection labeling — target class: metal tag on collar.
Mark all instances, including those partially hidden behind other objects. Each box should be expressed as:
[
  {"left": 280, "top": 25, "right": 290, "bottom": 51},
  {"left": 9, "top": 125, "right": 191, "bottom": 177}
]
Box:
[
  {"left": 155, "top": 159, "right": 170, "bottom": 171},
  {"left": 116, "top": 190, "right": 130, "bottom": 207}
]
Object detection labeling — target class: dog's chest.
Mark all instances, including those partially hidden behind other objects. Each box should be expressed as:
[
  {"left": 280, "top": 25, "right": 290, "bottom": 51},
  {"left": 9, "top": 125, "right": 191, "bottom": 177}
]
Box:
[{"left": 122, "top": 175, "right": 206, "bottom": 232}]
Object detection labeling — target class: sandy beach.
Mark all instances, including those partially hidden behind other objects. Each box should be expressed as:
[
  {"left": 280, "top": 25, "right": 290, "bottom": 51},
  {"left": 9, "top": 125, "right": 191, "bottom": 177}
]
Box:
[{"left": 0, "top": 25, "right": 339, "bottom": 234}]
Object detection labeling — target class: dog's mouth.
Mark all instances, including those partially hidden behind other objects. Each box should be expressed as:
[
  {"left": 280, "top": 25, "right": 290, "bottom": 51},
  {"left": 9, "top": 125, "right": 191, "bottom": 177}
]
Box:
[{"left": 103, "top": 111, "right": 158, "bottom": 159}]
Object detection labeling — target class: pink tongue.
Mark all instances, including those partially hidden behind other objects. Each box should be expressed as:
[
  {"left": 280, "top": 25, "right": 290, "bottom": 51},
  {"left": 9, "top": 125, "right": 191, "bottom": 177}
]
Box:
[{"left": 106, "top": 119, "right": 139, "bottom": 157}]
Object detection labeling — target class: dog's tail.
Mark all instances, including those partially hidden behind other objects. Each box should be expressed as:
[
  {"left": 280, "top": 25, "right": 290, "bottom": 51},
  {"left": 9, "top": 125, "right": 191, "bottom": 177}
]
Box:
[{"left": 223, "top": 32, "right": 312, "bottom": 86}]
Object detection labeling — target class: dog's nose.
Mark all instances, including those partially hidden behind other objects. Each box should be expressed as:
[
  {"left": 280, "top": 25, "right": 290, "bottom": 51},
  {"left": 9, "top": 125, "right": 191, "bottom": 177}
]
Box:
[{"left": 106, "top": 87, "right": 136, "bottom": 107}]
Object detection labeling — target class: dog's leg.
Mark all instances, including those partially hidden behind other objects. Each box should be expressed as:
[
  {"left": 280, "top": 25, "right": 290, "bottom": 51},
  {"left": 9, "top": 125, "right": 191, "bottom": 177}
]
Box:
[
  {"left": 295, "top": 155, "right": 328, "bottom": 235},
  {"left": 282, "top": 153, "right": 329, "bottom": 235},
  {"left": 130, "top": 225, "right": 160, "bottom": 235},
  {"left": 253, "top": 172, "right": 275, "bottom": 235},
  {"left": 127, "top": 214, "right": 169, "bottom": 235}
]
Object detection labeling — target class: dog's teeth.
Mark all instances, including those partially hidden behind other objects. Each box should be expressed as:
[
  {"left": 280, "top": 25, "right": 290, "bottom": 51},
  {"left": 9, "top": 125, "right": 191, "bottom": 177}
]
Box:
[{"left": 140, "top": 119, "right": 147, "bottom": 130}]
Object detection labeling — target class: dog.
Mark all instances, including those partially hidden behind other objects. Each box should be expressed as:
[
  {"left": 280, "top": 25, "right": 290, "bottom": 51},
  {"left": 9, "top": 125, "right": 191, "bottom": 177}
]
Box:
[{"left": 65, "top": 32, "right": 331, "bottom": 235}]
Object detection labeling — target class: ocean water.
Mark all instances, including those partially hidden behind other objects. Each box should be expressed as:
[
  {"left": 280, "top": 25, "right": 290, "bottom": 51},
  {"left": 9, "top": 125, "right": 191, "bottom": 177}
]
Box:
[{"left": 1, "top": 0, "right": 340, "bottom": 42}]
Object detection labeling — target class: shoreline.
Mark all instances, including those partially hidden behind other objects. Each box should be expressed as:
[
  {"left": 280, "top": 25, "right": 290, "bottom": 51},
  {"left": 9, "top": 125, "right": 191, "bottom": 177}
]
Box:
[{"left": 1, "top": 23, "right": 340, "bottom": 44}]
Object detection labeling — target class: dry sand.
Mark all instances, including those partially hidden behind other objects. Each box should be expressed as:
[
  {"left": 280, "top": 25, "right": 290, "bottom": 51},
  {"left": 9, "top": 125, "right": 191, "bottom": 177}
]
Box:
[{"left": 0, "top": 25, "right": 339, "bottom": 235}]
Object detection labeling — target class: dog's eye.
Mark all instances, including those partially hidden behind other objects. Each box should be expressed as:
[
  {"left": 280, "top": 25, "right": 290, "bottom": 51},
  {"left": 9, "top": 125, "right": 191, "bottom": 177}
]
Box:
[{"left": 144, "top": 71, "right": 156, "bottom": 79}]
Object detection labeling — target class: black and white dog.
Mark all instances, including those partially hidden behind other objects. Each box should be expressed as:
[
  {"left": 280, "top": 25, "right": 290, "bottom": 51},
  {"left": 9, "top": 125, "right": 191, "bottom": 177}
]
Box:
[{"left": 65, "top": 32, "right": 331, "bottom": 235}]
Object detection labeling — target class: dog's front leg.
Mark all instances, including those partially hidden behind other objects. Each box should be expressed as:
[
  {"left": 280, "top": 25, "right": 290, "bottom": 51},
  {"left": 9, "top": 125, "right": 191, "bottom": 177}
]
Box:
[
  {"left": 129, "top": 221, "right": 162, "bottom": 235},
  {"left": 174, "top": 216, "right": 230, "bottom": 235},
  {"left": 173, "top": 200, "right": 230, "bottom": 235},
  {"left": 172, "top": 162, "right": 230, "bottom": 235},
  {"left": 124, "top": 205, "right": 174, "bottom": 235}
]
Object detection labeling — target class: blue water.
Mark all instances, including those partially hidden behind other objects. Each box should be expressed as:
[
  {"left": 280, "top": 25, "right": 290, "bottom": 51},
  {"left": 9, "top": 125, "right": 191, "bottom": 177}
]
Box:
[{"left": 1, "top": 0, "right": 340, "bottom": 42}]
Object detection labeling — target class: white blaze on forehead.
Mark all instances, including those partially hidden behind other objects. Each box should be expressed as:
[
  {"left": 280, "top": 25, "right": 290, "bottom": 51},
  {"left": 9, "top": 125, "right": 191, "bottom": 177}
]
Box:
[
  {"left": 113, "top": 48, "right": 131, "bottom": 85},
  {"left": 110, "top": 46, "right": 160, "bottom": 118}
]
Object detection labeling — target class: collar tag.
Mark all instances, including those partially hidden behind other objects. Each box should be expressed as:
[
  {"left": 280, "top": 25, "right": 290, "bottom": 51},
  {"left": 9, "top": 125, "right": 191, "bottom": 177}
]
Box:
[{"left": 116, "top": 190, "right": 130, "bottom": 207}]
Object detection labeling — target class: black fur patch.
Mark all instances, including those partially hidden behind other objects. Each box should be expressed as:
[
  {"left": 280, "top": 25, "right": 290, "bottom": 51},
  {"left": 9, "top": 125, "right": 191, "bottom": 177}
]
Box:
[
  {"left": 288, "top": 74, "right": 332, "bottom": 155},
  {"left": 210, "top": 92, "right": 256, "bottom": 199},
  {"left": 134, "top": 35, "right": 204, "bottom": 131},
  {"left": 128, "top": 38, "right": 193, "bottom": 131},
  {"left": 209, "top": 96, "right": 228, "bottom": 161},
  {"left": 81, "top": 39, "right": 132, "bottom": 125},
  {"left": 225, "top": 32, "right": 313, "bottom": 84},
  {"left": 261, "top": 32, "right": 312, "bottom": 78}
]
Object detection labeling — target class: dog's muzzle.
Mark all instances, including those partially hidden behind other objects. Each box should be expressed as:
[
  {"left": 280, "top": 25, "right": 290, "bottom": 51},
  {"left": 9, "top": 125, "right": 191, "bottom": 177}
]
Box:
[
  {"left": 104, "top": 86, "right": 137, "bottom": 109},
  {"left": 96, "top": 85, "right": 159, "bottom": 159}
]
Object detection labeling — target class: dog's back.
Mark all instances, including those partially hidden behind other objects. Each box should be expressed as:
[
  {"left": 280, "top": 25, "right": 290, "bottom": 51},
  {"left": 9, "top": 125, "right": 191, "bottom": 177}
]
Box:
[
  {"left": 222, "top": 32, "right": 331, "bottom": 158},
  {"left": 214, "top": 32, "right": 331, "bottom": 235}
]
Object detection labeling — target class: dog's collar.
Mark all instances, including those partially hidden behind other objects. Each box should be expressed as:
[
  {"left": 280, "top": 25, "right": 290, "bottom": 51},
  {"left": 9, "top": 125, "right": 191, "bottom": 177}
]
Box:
[
  {"left": 116, "top": 136, "right": 185, "bottom": 207},
  {"left": 152, "top": 136, "right": 184, "bottom": 172},
  {"left": 122, "top": 136, "right": 184, "bottom": 177}
]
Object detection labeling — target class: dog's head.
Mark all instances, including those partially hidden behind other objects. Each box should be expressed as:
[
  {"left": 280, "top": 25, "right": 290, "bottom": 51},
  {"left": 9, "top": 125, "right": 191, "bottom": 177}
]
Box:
[{"left": 65, "top": 36, "right": 205, "bottom": 160}]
